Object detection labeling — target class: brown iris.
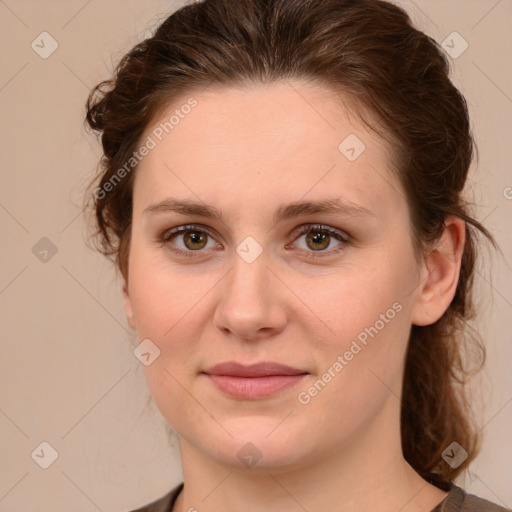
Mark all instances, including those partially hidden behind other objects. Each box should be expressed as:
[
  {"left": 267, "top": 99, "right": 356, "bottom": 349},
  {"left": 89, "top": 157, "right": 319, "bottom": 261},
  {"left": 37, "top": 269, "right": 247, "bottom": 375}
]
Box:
[
  {"left": 305, "top": 231, "right": 330, "bottom": 251},
  {"left": 183, "top": 231, "right": 208, "bottom": 250}
]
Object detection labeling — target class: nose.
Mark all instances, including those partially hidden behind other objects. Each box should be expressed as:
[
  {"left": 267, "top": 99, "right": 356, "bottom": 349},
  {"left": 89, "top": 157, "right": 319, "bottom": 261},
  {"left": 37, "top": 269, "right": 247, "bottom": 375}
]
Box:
[{"left": 213, "top": 247, "right": 288, "bottom": 342}]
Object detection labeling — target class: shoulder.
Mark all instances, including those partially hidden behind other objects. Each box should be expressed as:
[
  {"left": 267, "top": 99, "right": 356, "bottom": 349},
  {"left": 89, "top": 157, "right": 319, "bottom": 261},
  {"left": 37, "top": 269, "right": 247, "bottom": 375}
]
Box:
[
  {"left": 124, "top": 482, "right": 184, "bottom": 512},
  {"left": 437, "top": 485, "right": 511, "bottom": 512}
]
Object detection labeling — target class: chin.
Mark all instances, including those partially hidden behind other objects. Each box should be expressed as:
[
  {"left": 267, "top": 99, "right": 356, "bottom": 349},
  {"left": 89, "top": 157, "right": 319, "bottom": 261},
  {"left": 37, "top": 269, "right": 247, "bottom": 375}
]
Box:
[{"left": 201, "top": 424, "right": 314, "bottom": 473}]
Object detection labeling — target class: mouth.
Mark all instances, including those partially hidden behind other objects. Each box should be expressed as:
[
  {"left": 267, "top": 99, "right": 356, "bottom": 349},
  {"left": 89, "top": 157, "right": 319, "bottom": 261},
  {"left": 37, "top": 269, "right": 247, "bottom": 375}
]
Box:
[{"left": 202, "top": 361, "right": 308, "bottom": 400}]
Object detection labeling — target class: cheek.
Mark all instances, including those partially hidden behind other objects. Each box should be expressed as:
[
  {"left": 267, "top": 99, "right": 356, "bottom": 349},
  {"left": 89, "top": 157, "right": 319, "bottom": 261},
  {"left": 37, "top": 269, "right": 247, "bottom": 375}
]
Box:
[
  {"left": 300, "top": 258, "right": 414, "bottom": 403},
  {"left": 316, "top": 259, "right": 411, "bottom": 342},
  {"left": 127, "top": 248, "right": 210, "bottom": 404},
  {"left": 127, "top": 246, "right": 211, "bottom": 340},
  {"left": 295, "top": 297, "right": 410, "bottom": 448},
  {"left": 141, "top": 362, "right": 212, "bottom": 446}
]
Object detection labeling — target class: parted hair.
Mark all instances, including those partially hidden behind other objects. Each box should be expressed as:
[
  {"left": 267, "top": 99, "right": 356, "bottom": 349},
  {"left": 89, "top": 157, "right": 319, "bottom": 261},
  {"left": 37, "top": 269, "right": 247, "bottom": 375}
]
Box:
[{"left": 84, "top": 0, "right": 495, "bottom": 486}]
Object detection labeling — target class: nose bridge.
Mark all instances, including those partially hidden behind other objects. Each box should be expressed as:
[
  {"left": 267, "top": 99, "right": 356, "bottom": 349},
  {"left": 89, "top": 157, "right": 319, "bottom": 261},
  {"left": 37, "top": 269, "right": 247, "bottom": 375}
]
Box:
[
  {"left": 226, "top": 241, "right": 271, "bottom": 308},
  {"left": 213, "top": 237, "right": 286, "bottom": 338}
]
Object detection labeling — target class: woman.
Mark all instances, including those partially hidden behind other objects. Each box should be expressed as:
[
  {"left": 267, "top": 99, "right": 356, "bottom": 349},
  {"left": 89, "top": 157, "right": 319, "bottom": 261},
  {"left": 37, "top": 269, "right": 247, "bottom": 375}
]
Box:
[{"left": 84, "top": 0, "right": 509, "bottom": 511}]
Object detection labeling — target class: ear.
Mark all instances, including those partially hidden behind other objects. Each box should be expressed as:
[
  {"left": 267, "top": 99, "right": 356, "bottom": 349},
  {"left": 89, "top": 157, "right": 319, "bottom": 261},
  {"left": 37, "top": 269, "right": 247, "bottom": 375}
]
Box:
[
  {"left": 411, "top": 216, "right": 466, "bottom": 326},
  {"left": 123, "top": 281, "right": 137, "bottom": 330}
]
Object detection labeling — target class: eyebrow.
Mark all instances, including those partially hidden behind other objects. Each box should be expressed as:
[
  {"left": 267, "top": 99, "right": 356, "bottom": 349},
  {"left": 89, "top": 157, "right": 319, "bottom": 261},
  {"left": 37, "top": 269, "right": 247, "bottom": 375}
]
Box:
[{"left": 143, "top": 197, "right": 374, "bottom": 223}]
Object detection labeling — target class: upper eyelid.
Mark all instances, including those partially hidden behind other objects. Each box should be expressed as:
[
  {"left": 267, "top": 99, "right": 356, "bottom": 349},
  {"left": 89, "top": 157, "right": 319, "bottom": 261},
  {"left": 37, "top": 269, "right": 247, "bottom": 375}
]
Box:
[{"left": 164, "top": 223, "right": 221, "bottom": 241}]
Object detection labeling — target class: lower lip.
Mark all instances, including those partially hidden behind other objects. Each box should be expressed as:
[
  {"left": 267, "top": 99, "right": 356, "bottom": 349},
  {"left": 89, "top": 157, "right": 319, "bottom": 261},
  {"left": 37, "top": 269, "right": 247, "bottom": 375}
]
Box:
[{"left": 205, "top": 374, "right": 307, "bottom": 399}]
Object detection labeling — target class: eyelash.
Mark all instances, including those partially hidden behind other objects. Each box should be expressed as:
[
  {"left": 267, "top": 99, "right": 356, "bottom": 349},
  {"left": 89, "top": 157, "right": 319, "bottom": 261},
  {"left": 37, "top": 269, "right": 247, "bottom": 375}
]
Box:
[{"left": 156, "top": 223, "right": 351, "bottom": 260}]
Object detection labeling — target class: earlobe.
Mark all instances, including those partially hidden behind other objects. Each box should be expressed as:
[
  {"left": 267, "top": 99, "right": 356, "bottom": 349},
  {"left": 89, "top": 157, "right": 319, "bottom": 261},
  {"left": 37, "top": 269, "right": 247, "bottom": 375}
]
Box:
[
  {"left": 411, "top": 216, "right": 466, "bottom": 327},
  {"left": 122, "top": 281, "right": 136, "bottom": 330}
]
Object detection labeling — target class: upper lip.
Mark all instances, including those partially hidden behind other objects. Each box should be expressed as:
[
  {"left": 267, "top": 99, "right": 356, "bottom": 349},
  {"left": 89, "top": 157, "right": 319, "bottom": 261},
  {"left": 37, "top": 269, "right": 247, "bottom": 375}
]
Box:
[{"left": 203, "top": 361, "right": 308, "bottom": 377}]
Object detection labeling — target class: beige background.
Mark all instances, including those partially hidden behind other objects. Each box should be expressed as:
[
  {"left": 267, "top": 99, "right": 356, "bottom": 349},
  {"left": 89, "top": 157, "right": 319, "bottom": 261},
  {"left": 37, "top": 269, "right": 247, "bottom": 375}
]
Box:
[{"left": 0, "top": 0, "right": 511, "bottom": 510}]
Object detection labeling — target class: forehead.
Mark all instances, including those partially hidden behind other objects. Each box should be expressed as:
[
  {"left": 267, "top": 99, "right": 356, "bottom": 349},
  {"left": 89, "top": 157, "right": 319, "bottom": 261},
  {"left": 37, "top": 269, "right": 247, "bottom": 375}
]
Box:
[{"left": 133, "top": 80, "right": 404, "bottom": 220}]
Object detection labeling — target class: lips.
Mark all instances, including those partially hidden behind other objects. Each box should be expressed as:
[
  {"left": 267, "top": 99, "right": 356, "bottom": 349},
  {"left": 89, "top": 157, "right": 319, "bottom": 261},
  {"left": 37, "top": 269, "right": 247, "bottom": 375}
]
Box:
[
  {"left": 203, "top": 361, "right": 307, "bottom": 377},
  {"left": 202, "top": 361, "right": 308, "bottom": 399}
]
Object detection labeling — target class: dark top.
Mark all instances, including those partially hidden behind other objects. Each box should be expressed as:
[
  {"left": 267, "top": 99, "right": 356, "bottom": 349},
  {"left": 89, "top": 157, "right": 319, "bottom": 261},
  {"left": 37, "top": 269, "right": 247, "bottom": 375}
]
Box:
[{"left": 128, "top": 482, "right": 511, "bottom": 512}]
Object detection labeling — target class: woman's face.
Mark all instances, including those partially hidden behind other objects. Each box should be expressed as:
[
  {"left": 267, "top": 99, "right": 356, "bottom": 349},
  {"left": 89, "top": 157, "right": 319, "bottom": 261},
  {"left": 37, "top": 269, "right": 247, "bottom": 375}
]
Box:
[{"left": 123, "top": 81, "right": 430, "bottom": 471}]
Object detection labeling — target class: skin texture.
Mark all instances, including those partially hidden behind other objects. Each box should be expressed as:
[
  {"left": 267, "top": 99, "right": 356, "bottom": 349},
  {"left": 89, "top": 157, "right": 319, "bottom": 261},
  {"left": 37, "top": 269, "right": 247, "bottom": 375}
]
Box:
[{"left": 123, "top": 81, "right": 465, "bottom": 512}]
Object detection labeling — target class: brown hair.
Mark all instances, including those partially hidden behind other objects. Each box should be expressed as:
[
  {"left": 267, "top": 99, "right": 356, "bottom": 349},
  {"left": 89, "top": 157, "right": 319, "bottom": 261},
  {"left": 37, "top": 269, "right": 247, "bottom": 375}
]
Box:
[{"left": 84, "top": 0, "right": 496, "bottom": 486}]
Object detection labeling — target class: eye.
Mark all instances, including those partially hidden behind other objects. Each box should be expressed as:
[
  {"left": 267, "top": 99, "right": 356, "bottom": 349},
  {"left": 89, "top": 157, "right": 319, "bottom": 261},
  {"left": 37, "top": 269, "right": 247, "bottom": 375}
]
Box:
[
  {"left": 156, "top": 223, "right": 351, "bottom": 259},
  {"left": 287, "top": 224, "right": 350, "bottom": 258},
  {"left": 157, "top": 224, "right": 221, "bottom": 258}
]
